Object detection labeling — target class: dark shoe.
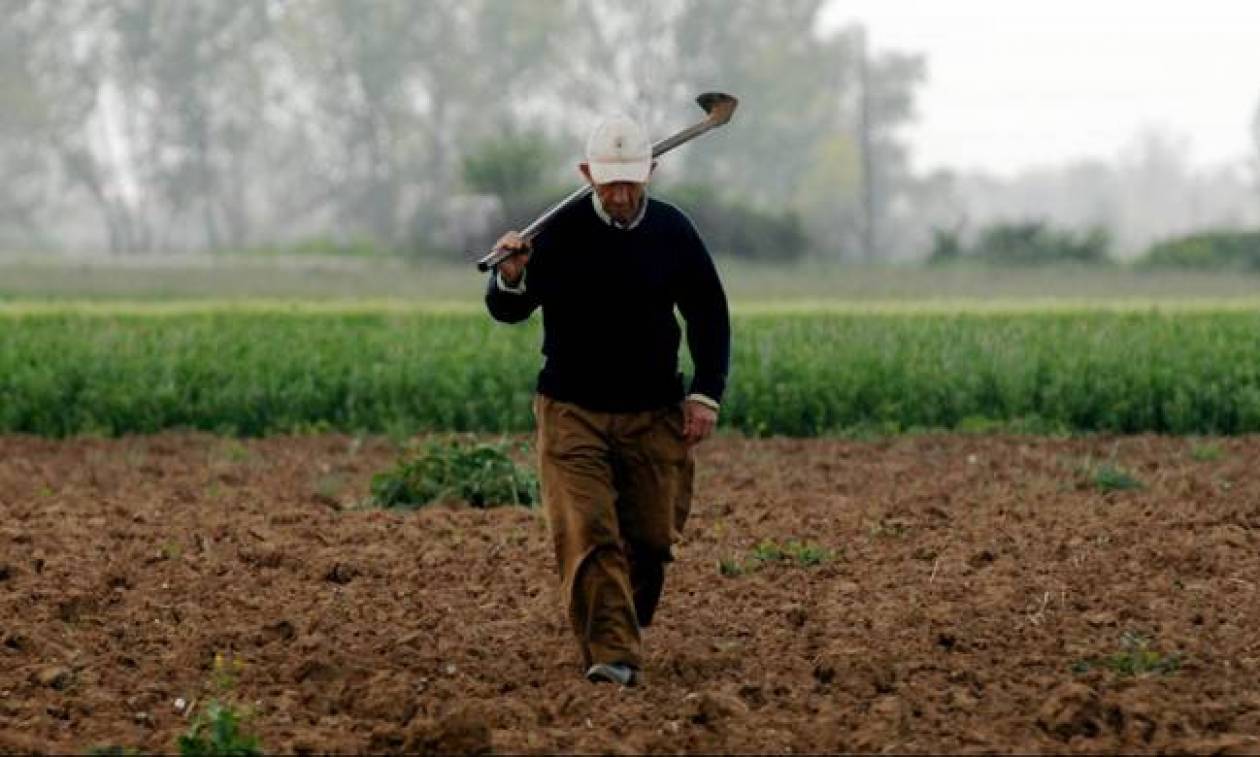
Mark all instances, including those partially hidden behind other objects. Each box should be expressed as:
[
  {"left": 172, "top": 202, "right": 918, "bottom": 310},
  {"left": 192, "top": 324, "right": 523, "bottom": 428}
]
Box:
[{"left": 586, "top": 662, "right": 637, "bottom": 686}]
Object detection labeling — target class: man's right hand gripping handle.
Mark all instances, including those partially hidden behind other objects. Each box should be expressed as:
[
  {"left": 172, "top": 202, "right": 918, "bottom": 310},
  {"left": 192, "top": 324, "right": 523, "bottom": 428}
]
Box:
[{"left": 495, "top": 231, "right": 531, "bottom": 287}]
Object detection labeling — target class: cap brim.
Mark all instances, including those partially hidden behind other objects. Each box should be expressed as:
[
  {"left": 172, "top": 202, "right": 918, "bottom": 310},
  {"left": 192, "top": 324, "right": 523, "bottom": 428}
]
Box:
[{"left": 588, "top": 158, "right": 651, "bottom": 184}]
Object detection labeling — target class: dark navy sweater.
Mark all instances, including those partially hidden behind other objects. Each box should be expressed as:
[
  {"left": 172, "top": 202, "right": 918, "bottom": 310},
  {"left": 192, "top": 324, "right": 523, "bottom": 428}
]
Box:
[{"left": 484, "top": 196, "right": 730, "bottom": 413}]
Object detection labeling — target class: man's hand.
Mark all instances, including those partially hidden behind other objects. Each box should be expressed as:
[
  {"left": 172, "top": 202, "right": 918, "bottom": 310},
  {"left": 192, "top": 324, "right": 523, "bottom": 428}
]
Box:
[
  {"left": 682, "top": 400, "right": 718, "bottom": 446},
  {"left": 494, "top": 231, "right": 531, "bottom": 286}
]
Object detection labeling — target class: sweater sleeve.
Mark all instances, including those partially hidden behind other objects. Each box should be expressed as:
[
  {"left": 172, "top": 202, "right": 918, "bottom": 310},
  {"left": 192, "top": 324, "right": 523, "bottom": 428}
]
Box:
[
  {"left": 484, "top": 228, "right": 549, "bottom": 324},
  {"left": 675, "top": 221, "right": 731, "bottom": 404},
  {"left": 484, "top": 265, "right": 539, "bottom": 324}
]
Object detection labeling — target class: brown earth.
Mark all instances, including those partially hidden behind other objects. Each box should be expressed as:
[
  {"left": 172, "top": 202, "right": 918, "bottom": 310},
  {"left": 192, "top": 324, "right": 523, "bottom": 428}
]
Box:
[{"left": 2, "top": 432, "right": 1260, "bottom": 754}]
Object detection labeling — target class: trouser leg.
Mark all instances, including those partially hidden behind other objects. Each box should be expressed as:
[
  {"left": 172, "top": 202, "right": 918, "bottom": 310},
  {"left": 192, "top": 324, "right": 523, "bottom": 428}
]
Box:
[
  {"left": 628, "top": 551, "right": 666, "bottom": 627},
  {"left": 535, "top": 395, "right": 642, "bottom": 669},
  {"left": 611, "top": 403, "right": 695, "bottom": 630},
  {"left": 571, "top": 546, "right": 640, "bottom": 667}
]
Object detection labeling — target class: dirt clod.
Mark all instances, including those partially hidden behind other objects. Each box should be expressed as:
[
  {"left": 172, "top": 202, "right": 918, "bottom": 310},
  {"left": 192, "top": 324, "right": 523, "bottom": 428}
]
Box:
[
  {"left": 33, "top": 667, "right": 72, "bottom": 690},
  {"left": 685, "top": 690, "right": 749, "bottom": 725},
  {"left": 1037, "top": 683, "right": 1107, "bottom": 741},
  {"left": 325, "top": 562, "right": 358, "bottom": 584},
  {"left": 260, "top": 619, "right": 296, "bottom": 645},
  {"left": 396, "top": 711, "right": 492, "bottom": 755}
]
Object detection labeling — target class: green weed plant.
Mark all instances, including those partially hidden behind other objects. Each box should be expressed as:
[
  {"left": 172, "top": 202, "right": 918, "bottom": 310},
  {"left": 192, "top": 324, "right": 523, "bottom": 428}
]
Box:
[
  {"left": 720, "top": 539, "right": 836, "bottom": 576},
  {"left": 88, "top": 652, "right": 261, "bottom": 755},
  {"left": 1091, "top": 463, "right": 1144, "bottom": 493},
  {"left": 178, "top": 702, "right": 261, "bottom": 756},
  {"left": 178, "top": 652, "right": 261, "bottom": 756},
  {"left": 369, "top": 437, "right": 538, "bottom": 509},
  {"left": 1073, "top": 631, "right": 1182, "bottom": 677},
  {"left": 1189, "top": 440, "right": 1223, "bottom": 461}
]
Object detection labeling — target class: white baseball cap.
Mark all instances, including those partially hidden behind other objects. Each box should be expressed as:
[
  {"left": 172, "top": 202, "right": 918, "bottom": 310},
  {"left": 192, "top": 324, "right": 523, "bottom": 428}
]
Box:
[{"left": 585, "top": 114, "right": 652, "bottom": 184}]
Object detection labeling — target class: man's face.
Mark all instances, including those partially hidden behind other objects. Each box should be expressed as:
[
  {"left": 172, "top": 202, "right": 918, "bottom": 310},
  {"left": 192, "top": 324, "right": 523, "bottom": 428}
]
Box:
[
  {"left": 579, "top": 162, "right": 653, "bottom": 224},
  {"left": 594, "top": 180, "right": 646, "bottom": 224}
]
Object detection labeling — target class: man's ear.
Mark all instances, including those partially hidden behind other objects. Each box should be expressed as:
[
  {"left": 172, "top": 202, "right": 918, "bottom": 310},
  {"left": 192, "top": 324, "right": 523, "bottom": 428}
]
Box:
[{"left": 578, "top": 162, "right": 594, "bottom": 185}]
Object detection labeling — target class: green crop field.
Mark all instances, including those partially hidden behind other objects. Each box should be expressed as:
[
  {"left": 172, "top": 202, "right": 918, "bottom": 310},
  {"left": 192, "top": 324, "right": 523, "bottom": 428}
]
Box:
[{"left": 4, "top": 302, "right": 1260, "bottom": 438}]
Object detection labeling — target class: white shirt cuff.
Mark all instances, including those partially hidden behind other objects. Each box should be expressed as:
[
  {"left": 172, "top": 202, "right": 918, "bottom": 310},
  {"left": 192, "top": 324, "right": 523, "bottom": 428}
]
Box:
[
  {"left": 495, "top": 270, "right": 527, "bottom": 294},
  {"left": 686, "top": 393, "right": 720, "bottom": 411}
]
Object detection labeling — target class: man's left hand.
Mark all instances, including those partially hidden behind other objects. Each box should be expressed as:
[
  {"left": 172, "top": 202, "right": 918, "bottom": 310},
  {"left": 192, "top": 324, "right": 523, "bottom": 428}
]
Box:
[{"left": 683, "top": 400, "right": 718, "bottom": 446}]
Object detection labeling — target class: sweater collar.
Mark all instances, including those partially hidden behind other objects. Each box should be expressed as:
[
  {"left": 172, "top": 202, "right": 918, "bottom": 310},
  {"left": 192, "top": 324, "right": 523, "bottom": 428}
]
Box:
[{"left": 591, "top": 191, "right": 648, "bottom": 230}]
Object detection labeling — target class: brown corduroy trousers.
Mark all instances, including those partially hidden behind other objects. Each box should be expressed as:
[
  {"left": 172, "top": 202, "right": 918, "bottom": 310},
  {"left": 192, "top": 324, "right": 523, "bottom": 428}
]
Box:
[{"left": 533, "top": 393, "right": 695, "bottom": 670}]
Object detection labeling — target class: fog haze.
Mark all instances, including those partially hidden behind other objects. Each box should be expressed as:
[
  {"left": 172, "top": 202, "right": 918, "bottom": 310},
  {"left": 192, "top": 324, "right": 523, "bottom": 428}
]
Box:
[{"left": 822, "top": 0, "right": 1260, "bottom": 175}]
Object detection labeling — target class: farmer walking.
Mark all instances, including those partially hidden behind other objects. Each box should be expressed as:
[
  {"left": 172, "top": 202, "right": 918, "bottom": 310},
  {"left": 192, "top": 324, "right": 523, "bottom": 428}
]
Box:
[{"left": 484, "top": 113, "right": 731, "bottom": 686}]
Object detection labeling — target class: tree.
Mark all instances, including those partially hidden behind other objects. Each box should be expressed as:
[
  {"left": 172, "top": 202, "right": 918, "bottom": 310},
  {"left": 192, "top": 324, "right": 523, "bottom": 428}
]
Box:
[
  {"left": 541, "top": 0, "right": 882, "bottom": 258},
  {"left": 668, "top": 2, "right": 852, "bottom": 205},
  {"left": 276, "top": 0, "right": 568, "bottom": 250},
  {"left": 852, "top": 25, "right": 926, "bottom": 261},
  {"left": 11, "top": 0, "right": 278, "bottom": 253},
  {"left": 0, "top": 4, "right": 52, "bottom": 246},
  {"left": 1251, "top": 96, "right": 1260, "bottom": 195},
  {"left": 666, "top": 4, "right": 924, "bottom": 260},
  {"left": 109, "top": 1, "right": 274, "bottom": 250}
]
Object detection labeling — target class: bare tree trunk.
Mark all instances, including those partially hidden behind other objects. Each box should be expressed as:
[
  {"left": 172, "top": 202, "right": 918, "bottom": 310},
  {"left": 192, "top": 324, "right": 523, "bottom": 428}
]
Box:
[
  {"left": 855, "top": 25, "right": 878, "bottom": 264},
  {"left": 195, "top": 123, "right": 222, "bottom": 250},
  {"left": 222, "top": 146, "right": 250, "bottom": 249}
]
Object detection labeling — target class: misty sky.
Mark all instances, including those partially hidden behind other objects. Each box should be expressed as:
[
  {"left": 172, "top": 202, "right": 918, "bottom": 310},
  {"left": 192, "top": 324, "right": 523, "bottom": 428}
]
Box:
[{"left": 820, "top": 0, "right": 1260, "bottom": 176}]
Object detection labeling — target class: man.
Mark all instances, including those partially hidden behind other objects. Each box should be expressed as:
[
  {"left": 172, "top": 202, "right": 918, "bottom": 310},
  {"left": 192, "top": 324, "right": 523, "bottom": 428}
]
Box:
[{"left": 484, "top": 113, "right": 730, "bottom": 686}]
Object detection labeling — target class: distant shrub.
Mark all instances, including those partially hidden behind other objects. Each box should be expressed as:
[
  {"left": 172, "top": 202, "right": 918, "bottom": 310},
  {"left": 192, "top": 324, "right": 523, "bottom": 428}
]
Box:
[
  {"left": 663, "top": 184, "right": 810, "bottom": 261},
  {"left": 1139, "top": 230, "right": 1260, "bottom": 271},
  {"left": 928, "top": 227, "right": 964, "bottom": 263},
  {"left": 930, "top": 221, "right": 1111, "bottom": 265}
]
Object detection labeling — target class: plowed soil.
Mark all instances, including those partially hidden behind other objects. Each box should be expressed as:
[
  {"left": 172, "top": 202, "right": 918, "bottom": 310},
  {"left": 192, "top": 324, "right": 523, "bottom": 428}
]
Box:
[{"left": 2, "top": 432, "right": 1259, "bottom": 754}]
